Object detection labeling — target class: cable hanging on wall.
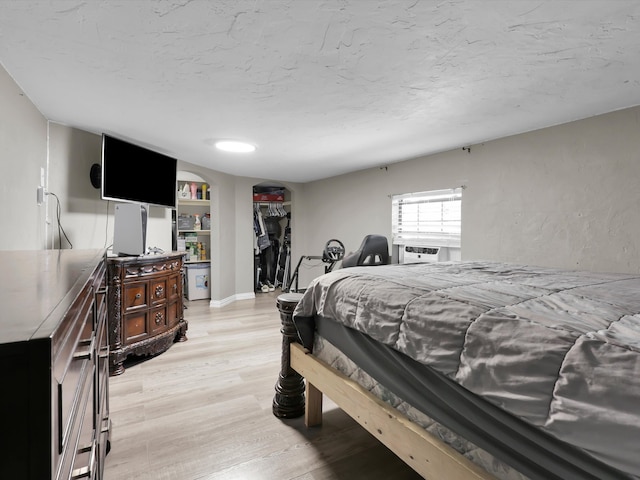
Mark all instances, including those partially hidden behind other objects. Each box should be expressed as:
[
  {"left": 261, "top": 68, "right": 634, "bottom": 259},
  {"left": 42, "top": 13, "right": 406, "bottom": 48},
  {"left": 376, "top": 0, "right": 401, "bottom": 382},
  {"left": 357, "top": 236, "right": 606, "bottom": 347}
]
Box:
[{"left": 46, "top": 191, "right": 73, "bottom": 249}]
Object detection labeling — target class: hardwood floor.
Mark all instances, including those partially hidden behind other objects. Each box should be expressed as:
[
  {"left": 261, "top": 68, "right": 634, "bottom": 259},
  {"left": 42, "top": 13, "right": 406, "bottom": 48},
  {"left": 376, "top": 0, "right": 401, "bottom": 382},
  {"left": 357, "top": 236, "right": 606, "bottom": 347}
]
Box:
[{"left": 104, "top": 291, "right": 422, "bottom": 480}]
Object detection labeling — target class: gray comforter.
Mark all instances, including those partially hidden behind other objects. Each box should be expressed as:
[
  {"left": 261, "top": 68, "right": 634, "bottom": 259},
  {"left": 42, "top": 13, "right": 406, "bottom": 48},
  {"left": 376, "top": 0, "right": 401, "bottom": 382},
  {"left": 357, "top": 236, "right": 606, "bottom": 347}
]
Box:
[{"left": 293, "top": 261, "right": 640, "bottom": 478}]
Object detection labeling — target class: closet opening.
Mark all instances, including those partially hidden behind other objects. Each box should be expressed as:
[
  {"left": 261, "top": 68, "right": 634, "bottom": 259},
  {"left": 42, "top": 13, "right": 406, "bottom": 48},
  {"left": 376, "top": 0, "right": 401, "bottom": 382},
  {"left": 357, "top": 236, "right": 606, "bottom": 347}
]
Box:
[{"left": 253, "top": 184, "right": 291, "bottom": 293}]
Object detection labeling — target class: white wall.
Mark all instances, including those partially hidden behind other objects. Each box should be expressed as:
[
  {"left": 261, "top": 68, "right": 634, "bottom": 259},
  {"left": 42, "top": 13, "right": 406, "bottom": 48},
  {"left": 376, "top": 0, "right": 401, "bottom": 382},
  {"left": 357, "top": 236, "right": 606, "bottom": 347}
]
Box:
[
  {"left": 46, "top": 123, "right": 173, "bottom": 252},
  {"left": 295, "top": 106, "right": 640, "bottom": 288},
  {"left": 0, "top": 64, "right": 48, "bottom": 250},
  {"left": 47, "top": 124, "right": 103, "bottom": 248},
  {"left": 0, "top": 63, "right": 262, "bottom": 302}
]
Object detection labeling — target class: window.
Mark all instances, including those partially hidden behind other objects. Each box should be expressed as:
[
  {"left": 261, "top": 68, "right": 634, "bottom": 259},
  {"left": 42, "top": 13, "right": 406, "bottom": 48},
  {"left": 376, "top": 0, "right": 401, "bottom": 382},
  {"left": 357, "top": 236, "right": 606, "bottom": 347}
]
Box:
[{"left": 391, "top": 188, "right": 462, "bottom": 247}]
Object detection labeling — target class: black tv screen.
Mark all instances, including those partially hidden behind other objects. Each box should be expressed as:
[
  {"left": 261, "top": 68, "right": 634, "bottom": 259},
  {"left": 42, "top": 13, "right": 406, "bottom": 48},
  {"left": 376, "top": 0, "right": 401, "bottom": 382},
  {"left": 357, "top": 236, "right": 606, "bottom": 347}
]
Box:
[{"left": 101, "top": 134, "right": 177, "bottom": 208}]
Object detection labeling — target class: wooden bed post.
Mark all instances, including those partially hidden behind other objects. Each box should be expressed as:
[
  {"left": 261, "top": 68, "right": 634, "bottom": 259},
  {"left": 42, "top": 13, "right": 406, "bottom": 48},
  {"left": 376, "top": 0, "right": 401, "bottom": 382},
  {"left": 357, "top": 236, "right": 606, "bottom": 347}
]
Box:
[{"left": 272, "top": 292, "right": 306, "bottom": 418}]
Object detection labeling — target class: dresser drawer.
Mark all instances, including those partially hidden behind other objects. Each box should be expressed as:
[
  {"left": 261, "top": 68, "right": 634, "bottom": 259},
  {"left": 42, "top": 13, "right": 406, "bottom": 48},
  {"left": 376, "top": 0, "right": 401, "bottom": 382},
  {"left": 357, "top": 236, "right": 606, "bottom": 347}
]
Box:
[
  {"left": 167, "top": 273, "right": 180, "bottom": 302},
  {"left": 123, "top": 311, "right": 148, "bottom": 344},
  {"left": 68, "top": 370, "right": 96, "bottom": 480},
  {"left": 57, "top": 364, "right": 94, "bottom": 480},
  {"left": 54, "top": 290, "right": 94, "bottom": 457},
  {"left": 95, "top": 313, "right": 109, "bottom": 417},
  {"left": 123, "top": 282, "right": 147, "bottom": 311},
  {"left": 150, "top": 279, "right": 167, "bottom": 305},
  {"left": 167, "top": 301, "right": 179, "bottom": 328},
  {"left": 149, "top": 305, "right": 168, "bottom": 334},
  {"left": 93, "top": 260, "right": 108, "bottom": 329}
]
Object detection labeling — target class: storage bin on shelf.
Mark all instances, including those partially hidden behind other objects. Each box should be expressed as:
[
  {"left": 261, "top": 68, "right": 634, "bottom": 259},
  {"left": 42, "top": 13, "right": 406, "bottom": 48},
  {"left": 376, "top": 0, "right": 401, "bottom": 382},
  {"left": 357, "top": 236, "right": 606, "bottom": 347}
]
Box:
[{"left": 178, "top": 213, "right": 195, "bottom": 230}]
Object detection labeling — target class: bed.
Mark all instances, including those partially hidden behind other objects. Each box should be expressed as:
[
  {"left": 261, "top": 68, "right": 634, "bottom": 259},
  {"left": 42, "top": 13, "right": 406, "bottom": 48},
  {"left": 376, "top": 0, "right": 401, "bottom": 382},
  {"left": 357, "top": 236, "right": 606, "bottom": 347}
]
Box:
[{"left": 287, "top": 261, "right": 640, "bottom": 480}]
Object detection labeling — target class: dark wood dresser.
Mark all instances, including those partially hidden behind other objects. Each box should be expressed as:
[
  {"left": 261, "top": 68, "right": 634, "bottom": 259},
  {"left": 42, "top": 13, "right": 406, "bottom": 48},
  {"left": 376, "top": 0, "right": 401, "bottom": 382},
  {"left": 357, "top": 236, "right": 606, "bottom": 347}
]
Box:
[
  {"left": 106, "top": 252, "right": 187, "bottom": 375},
  {"left": 0, "top": 249, "right": 110, "bottom": 480}
]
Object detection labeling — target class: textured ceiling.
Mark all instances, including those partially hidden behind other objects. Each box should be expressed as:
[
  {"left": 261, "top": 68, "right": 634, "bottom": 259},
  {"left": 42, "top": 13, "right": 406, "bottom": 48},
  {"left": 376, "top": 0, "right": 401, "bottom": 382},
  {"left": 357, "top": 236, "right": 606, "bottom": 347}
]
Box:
[{"left": 1, "top": 1, "right": 640, "bottom": 182}]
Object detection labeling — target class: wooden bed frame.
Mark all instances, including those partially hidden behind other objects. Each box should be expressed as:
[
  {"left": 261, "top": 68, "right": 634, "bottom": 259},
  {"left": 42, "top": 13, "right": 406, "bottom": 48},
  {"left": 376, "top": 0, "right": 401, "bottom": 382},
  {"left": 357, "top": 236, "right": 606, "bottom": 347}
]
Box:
[
  {"left": 272, "top": 292, "right": 496, "bottom": 480},
  {"left": 290, "top": 342, "right": 495, "bottom": 480}
]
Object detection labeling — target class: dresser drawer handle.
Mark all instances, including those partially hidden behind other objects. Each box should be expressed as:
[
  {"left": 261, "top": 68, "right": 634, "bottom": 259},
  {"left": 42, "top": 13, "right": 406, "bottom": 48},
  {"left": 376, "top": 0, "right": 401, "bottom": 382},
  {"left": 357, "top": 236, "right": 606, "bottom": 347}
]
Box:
[
  {"left": 71, "top": 439, "right": 96, "bottom": 479},
  {"left": 73, "top": 336, "right": 95, "bottom": 361},
  {"left": 101, "top": 416, "right": 111, "bottom": 434},
  {"left": 135, "top": 293, "right": 142, "bottom": 299},
  {"left": 95, "top": 286, "right": 108, "bottom": 305},
  {"left": 99, "top": 346, "right": 109, "bottom": 360}
]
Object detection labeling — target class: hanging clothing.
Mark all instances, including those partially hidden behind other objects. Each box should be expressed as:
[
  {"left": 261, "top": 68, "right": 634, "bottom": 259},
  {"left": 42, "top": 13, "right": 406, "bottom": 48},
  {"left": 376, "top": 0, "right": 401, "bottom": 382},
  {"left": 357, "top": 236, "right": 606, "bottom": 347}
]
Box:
[{"left": 253, "top": 204, "right": 270, "bottom": 251}]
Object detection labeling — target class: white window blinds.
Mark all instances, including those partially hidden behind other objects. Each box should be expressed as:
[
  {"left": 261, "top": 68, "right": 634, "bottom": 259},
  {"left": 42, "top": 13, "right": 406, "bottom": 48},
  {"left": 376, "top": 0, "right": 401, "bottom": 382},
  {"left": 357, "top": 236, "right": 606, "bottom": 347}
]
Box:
[{"left": 391, "top": 188, "right": 462, "bottom": 247}]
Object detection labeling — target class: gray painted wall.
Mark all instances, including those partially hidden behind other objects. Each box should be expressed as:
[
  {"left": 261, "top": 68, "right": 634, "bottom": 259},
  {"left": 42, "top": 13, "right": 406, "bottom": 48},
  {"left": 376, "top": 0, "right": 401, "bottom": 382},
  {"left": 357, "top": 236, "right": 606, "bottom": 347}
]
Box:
[
  {"left": 295, "top": 107, "right": 640, "bottom": 288},
  {"left": 3, "top": 62, "right": 639, "bottom": 302}
]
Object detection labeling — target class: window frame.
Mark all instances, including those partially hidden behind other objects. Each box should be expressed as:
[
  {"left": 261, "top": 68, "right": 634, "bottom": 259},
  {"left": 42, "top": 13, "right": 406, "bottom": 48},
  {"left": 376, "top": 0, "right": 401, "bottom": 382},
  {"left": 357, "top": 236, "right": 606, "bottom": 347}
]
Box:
[{"left": 391, "top": 187, "right": 462, "bottom": 248}]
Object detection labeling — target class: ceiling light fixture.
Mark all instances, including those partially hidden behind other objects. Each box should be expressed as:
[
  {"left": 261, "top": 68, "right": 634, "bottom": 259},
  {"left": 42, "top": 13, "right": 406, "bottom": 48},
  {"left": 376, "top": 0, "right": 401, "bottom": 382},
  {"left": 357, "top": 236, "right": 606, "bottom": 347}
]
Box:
[{"left": 215, "top": 140, "right": 256, "bottom": 153}]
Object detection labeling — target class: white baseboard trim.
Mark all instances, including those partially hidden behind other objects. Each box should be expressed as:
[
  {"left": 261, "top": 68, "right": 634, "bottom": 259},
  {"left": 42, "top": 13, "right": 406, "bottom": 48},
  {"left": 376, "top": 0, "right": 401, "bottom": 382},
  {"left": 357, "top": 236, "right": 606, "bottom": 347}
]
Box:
[
  {"left": 235, "top": 292, "right": 257, "bottom": 301},
  {"left": 209, "top": 291, "right": 256, "bottom": 308}
]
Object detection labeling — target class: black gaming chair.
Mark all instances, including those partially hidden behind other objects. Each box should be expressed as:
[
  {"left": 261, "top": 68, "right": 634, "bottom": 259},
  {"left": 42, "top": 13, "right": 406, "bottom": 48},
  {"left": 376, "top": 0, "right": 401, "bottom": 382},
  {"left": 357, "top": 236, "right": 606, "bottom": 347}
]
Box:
[{"left": 341, "top": 234, "right": 390, "bottom": 268}]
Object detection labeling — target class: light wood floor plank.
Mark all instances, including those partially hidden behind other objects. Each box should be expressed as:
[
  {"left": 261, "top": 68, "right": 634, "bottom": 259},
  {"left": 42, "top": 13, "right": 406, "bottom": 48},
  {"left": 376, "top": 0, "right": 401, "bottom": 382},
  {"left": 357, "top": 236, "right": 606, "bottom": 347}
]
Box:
[{"left": 104, "top": 291, "right": 422, "bottom": 480}]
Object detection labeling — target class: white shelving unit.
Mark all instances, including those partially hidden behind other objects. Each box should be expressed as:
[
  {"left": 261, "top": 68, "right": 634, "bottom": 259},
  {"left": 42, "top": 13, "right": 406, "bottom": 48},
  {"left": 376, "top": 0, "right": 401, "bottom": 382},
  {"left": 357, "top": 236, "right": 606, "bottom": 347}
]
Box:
[{"left": 177, "top": 181, "right": 211, "bottom": 264}]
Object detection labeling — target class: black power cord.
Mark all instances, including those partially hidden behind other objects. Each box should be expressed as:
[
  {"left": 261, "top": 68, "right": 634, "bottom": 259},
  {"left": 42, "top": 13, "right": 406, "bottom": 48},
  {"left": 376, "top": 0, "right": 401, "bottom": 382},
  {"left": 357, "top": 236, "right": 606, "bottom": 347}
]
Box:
[{"left": 46, "top": 191, "right": 73, "bottom": 249}]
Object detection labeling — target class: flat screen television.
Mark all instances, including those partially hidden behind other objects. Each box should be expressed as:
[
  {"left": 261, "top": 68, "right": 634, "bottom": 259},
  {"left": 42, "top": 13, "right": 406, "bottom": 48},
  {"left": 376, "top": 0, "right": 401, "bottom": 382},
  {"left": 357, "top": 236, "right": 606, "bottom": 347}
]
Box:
[{"left": 101, "top": 134, "right": 177, "bottom": 208}]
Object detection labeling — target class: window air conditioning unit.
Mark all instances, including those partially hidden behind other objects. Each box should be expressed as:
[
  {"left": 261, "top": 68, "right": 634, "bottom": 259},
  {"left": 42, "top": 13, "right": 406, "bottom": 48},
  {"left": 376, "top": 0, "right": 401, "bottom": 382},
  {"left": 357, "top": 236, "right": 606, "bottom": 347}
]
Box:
[{"left": 401, "top": 245, "right": 448, "bottom": 264}]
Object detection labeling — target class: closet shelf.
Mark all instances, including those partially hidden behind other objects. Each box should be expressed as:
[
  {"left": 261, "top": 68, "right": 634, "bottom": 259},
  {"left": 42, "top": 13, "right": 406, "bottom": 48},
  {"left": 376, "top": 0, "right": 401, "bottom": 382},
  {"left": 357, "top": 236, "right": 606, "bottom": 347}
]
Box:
[
  {"left": 178, "top": 229, "right": 210, "bottom": 235},
  {"left": 179, "top": 199, "right": 210, "bottom": 206},
  {"left": 254, "top": 201, "right": 291, "bottom": 207}
]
